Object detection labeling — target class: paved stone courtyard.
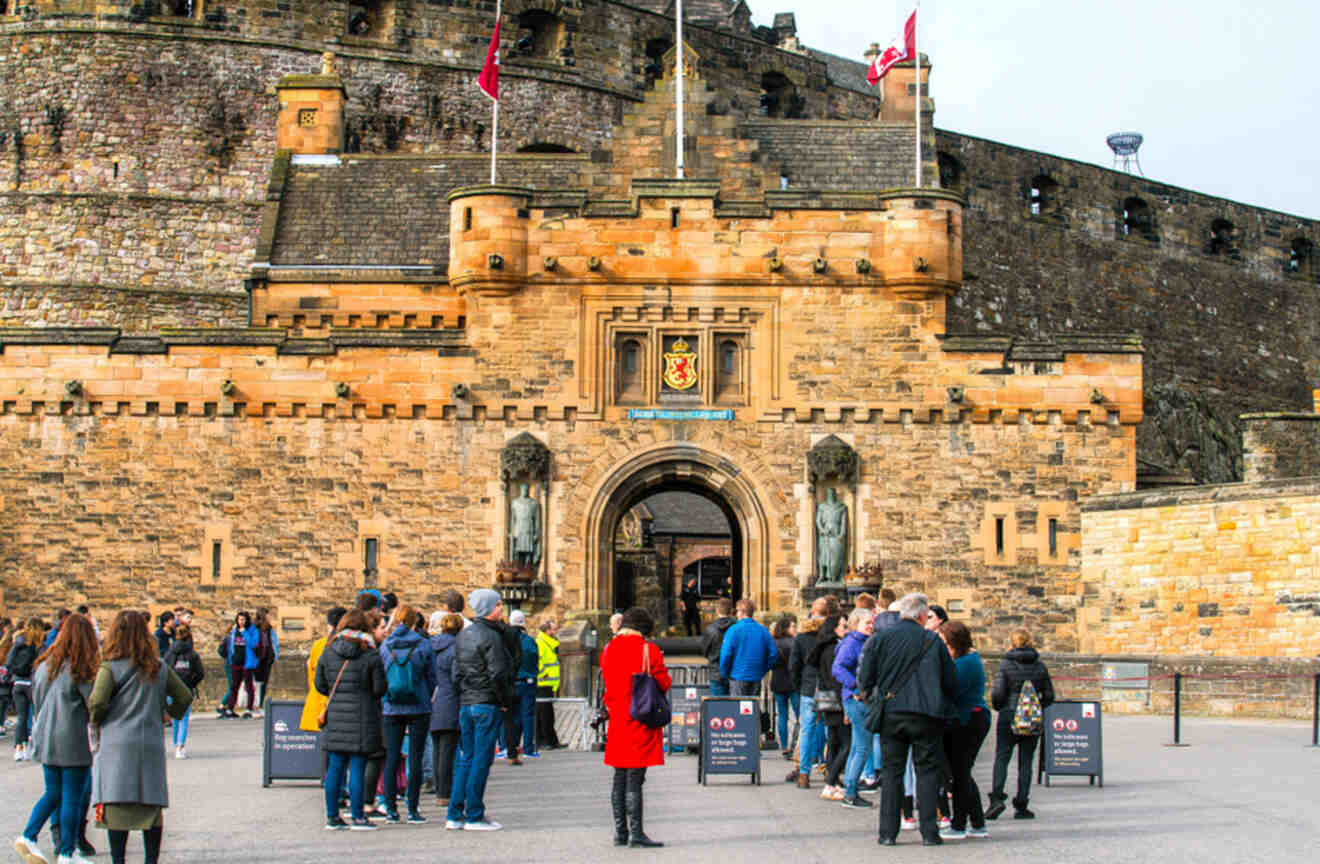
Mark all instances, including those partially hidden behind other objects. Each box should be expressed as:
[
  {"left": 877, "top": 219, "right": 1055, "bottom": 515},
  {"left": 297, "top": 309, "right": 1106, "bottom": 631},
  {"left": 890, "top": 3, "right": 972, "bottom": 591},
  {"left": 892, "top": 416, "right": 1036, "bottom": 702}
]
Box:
[{"left": 3, "top": 714, "right": 1317, "bottom": 862}]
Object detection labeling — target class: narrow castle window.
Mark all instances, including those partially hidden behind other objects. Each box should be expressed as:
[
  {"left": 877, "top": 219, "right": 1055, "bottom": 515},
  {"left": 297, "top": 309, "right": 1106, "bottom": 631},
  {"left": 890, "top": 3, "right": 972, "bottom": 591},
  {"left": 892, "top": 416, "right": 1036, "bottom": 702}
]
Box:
[
  {"left": 1207, "top": 218, "right": 1235, "bottom": 256},
  {"left": 1121, "top": 196, "right": 1152, "bottom": 238},
  {"left": 1048, "top": 518, "right": 1058, "bottom": 558},
  {"left": 715, "top": 336, "right": 744, "bottom": 402},
  {"left": 364, "top": 537, "right": 379, "bottom": 571},
  {"left": 644, "top": 37, "right": 672, "bottom": 83},
  {"left": 347, "top": 1, "right": 394, "bottom": 40},
  {"left": 937, "top": 152, "right": 962, "bottom": 191},
  {"left": 514, "top": 10, "right": 563, "bottom": 61},
  {"left": 760, "top": 72, "right": 804, "bottom": 118},
  {"left": 1029, "top": 174, "right": 1058, "bottom": 217},
  {"left": 1288, "top": 237, "right": 1314, "bottom": 278},
  {"left": 211, "top": 541, "right": 222, "bottom": 583},
  {"left": 995, "top": 517, "right": 1005, "bottom": 558},
  {"left": 616, "top": 336, "right": 645, "bottom": 404}
]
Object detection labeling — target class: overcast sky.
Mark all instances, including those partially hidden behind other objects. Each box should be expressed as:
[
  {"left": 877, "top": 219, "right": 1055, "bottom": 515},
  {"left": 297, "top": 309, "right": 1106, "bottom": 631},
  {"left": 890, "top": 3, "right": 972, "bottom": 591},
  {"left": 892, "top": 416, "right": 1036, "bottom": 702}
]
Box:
[{"left": 753, "top": 1, "right": 1319, "bottom": 219}]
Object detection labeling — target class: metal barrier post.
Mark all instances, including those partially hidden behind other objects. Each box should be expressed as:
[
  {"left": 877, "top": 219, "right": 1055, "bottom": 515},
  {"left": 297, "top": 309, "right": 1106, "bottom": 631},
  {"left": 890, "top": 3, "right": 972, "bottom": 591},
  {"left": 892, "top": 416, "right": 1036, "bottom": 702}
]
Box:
[
  {"left": 1312, "top": 672, "right": 1319, "bottom": 748},
  {"left": 1164, "top": 672, "right": 1189, "bottom": 747}
]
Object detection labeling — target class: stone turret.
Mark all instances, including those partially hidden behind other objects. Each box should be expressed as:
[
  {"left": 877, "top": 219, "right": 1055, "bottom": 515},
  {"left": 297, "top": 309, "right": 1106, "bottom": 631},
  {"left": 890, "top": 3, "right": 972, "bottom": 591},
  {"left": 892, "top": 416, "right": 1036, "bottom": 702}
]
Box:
[{"left": 274, "top": 52, "right": 347, "bottom": 155}]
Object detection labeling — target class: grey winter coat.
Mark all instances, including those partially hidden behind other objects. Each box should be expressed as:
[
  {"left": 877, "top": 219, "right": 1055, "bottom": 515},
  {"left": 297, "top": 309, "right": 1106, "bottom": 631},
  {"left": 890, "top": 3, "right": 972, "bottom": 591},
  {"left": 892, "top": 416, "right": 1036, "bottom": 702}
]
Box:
[
  {"left": 428, "top": 632, "right": 459, "bottom": 732},
  {"left": 314, "top": 632, "right": 386, "bottom": 755},
  {"left": 30, "top": 661, "right": 94, "bottom": 767},
  {"left": 89, "top": 659, "right": 192, "bottom": 808}
]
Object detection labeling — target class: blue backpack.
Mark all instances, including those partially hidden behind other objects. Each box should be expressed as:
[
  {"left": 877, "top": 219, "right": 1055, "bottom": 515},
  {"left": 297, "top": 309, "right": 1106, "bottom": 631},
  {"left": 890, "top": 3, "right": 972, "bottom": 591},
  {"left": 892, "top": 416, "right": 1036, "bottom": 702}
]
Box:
[{"left": 384, "top": 644, "right": 419, "bottom": 703}]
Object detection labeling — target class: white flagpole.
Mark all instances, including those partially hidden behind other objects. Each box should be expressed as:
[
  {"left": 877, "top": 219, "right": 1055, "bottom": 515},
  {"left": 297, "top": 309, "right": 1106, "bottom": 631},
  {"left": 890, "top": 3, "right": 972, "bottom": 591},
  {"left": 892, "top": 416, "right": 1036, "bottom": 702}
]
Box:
[
  {"left": 676, "top": 0, "right": 685, "bottom": 178},
  {"left": 913, "top": 1, "right": 921, "bottom": 187},
  {"left": 490, "top": 0, "right": 502, "bottom": 185}
]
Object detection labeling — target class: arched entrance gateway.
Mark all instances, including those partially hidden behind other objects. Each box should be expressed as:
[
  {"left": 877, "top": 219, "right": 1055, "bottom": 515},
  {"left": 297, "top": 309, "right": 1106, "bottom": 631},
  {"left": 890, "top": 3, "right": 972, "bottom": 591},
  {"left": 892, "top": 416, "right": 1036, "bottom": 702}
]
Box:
[{"left": 583, "top": 445, "right": 773, "bottom": 624}]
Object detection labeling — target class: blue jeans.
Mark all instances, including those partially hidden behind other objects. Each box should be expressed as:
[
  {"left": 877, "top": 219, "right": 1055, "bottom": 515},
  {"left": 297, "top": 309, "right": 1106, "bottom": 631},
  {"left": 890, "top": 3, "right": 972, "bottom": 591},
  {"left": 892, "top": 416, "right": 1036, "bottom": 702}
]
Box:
[
  {"left": 24, "top": 764, "right": 89, "bottom": 855},
  {"left": 774, "top": 691, "right": 799, "bottom": 750},
  {"left": 383, "top": 713, "right": 429, "bottom": 816},
  {"left": 843, "top": 698, "right": 874, "bottom": 797},
  {"left": 515, "top": 681, "right": 538, "bottom": 754},
  {"left": 172, "top": 707, "right": 191, "bottom": 748},
  {"left": 797, "top": 695, "right": 826, "bottom": 773},
  {"left": 448, "top": 704, "right": 501, "bottom": 824},
  {"left": 871, "top": 733, "right": 883, "bottom": 775},
  {"left": 324, "top": 751, "right": 366, "bottom": 821}
]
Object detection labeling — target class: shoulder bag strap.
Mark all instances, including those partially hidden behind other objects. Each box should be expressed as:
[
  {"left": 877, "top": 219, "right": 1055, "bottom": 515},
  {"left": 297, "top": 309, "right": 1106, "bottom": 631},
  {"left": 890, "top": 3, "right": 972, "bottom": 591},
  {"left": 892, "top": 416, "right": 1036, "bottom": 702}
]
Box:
[
  {"left": 325, "top": 657, "right": 349, "bottom": 708},
  {"left": 884, "top": 635, "right": 936, "bottom": 702}
]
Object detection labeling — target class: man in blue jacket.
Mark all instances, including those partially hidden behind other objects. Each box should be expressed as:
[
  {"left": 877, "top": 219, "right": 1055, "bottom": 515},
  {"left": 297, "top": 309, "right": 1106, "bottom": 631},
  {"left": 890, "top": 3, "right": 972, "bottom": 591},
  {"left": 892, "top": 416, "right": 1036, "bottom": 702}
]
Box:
[{"left": 718, "top": 598, "right": 777, "bottom": 697}]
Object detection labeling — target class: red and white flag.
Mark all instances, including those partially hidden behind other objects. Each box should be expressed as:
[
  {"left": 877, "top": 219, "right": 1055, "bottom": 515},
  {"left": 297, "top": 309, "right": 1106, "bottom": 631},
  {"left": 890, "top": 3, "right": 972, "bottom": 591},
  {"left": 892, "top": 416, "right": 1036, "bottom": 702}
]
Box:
[
  {"left": 478, "top": 17, "right": 502, "bottom": 100},
  {"left": 867, "top": 9, "right": 916, "bottom": 86}
]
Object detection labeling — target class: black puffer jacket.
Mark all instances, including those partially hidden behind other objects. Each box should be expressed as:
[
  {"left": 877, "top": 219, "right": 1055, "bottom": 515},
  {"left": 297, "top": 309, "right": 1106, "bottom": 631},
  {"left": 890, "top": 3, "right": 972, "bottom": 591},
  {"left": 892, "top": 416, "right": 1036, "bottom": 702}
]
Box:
[
  {"left": 789, "top": 620, "right": 821, "bottom": 698},
  {"left": 990, "top": 646, "right": 1055, "bottom": 722},
  {"left": 455, "top": 617, "right": 512, "bottom": 708},
  {"left": 315, "top": 632, "right": 386, "bottom": 754}
]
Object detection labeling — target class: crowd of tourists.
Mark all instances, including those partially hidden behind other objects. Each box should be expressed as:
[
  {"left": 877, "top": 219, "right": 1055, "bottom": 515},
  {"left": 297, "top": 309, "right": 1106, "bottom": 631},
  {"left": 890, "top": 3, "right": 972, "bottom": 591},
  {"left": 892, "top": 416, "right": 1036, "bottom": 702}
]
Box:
[
  {"left": 2, "top": 584, "right": 1053, "bottom": 852},
  {"left": 740, "top": 589, "right": 1057, "bottom": 845},
  {"left": 300, "top": 587, "right": 564, "bottom": 834},
  {"left": 3, "top": 609, "right": 197, "bottom": 864}
]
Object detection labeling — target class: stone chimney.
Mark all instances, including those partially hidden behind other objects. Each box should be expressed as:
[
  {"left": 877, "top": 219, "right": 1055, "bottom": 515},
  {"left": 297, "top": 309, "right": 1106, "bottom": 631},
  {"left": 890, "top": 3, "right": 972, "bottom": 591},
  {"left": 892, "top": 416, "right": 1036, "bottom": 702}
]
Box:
[{"left": 274, "top": 52, "right": 347, "bottom": 155}]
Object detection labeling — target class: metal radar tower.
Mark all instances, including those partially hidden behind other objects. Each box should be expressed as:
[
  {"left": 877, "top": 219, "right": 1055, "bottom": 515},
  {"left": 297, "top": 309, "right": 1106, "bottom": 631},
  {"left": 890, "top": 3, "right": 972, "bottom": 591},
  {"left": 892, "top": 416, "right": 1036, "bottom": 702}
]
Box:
[{"left": 1106, "top": 132, "right": 1145, "bottom": 176}]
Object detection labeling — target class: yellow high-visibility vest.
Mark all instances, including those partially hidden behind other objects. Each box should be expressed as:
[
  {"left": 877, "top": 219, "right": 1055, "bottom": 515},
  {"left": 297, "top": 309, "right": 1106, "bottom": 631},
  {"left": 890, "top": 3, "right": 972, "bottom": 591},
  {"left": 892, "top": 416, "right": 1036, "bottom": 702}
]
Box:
[{"left": 536, "top": 631, "right": 560, "bottom": 693}]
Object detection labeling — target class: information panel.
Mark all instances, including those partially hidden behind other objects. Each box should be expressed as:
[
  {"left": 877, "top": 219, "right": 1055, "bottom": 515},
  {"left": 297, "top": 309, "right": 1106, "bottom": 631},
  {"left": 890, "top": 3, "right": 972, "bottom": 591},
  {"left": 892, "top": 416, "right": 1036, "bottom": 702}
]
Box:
[
  {"left": 668, "top": 684, "right": 710, "bottom": 750},
  {"left": 698, "top": 697, "right": 760, "bottom": 785},
  {"left": 263, "top": 699, "right": 323, "bottom": 787},
  {"left": 1041, "top": 699, "right": 1103, "bottom": 787}
]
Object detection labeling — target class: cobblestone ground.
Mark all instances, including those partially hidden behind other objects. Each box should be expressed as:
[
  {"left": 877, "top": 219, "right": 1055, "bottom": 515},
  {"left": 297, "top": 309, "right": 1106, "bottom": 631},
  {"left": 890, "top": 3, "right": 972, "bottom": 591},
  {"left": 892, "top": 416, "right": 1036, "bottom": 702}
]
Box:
[{"left": 2, "top": 714, "right": 1317, "bottom": 862}]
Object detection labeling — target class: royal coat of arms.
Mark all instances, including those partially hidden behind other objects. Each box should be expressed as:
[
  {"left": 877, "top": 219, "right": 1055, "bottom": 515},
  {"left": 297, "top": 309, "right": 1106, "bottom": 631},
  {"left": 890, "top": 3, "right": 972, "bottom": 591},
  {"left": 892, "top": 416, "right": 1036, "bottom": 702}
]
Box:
[{"left": 662, "top": 338, "right": 698, "bottom": 390}]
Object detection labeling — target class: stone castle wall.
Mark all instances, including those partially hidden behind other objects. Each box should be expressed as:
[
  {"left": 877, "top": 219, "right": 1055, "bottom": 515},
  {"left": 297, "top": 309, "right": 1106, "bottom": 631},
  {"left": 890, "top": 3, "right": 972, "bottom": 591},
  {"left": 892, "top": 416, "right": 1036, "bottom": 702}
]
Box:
[
  {"left": 937, "top": 131, "right": 1320, "bottom": 483},
  {"left": 1241, "top": 413, "right": 1320, "bottom": 484},
  {"left": 1081, "top": 479, "right": 1320, "bottom": 658}
]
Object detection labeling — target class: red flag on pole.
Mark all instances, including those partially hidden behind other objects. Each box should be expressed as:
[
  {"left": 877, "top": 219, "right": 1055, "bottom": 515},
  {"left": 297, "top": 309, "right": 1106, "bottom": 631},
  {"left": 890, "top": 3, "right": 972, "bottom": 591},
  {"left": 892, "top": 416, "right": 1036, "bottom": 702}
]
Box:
[
  {"left": 867, "top": 9, "right": 916, "bottom": 86},
  {"left": 478, "top": 17, "right": 501, "bottom": 100}
]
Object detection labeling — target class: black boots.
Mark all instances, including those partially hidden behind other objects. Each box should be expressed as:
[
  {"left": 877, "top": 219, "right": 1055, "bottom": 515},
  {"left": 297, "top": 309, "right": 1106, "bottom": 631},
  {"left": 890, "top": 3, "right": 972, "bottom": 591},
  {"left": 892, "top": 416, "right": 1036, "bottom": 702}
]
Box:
[
  {"left": 985, "top": 793, "right": 1007, "bottom": 821},
  {"left": 611, "top": 770, "right": 629, "bottom": 846},
  {"left": 625, "top": 769, "right": 663, "bottom": 848},
  {"left": 78, "top": 820, "right": 96, "bottom": 856}
]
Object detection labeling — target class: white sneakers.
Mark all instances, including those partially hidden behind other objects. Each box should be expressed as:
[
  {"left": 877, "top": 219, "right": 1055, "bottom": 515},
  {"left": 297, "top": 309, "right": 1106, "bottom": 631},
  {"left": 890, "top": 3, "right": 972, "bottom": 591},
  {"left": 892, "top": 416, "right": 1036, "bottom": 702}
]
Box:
[
  {"left": 13, "top": 744, "right": 29, "bottom": 762},
  {"left": 174, "top": 745, "right": 187, "bottom": 759},
  {"left": 56, "top": 853, "right": 93, "bottom": 864},
  {"left": 462, "top": 820, "right": 502, "bottom": 831},
  {"left": 14, "top": 835, "right": 49, "bottom": 864}
]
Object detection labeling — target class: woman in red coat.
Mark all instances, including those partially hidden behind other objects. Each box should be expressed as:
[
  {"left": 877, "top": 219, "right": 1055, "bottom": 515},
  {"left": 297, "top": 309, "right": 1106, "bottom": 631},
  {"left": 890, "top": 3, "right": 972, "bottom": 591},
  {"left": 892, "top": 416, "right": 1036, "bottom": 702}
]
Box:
[{"left": 601, "top": 606, "right": 671, "bottom": 848}]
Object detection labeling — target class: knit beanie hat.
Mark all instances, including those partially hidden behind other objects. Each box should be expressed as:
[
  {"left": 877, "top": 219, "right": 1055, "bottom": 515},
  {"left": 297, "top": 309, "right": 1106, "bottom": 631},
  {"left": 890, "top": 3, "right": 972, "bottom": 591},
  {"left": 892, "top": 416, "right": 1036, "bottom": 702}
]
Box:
[{"left": 468, "top": 588, "right": 501, "bottom": 619}]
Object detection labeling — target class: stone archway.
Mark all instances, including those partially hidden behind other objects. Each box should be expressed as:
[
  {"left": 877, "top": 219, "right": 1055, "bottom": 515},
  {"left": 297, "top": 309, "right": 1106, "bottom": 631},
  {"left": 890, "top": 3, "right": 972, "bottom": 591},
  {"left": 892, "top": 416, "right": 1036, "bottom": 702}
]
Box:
[{"left": 583, "top": 444, "right": 772, "bottom": 614}]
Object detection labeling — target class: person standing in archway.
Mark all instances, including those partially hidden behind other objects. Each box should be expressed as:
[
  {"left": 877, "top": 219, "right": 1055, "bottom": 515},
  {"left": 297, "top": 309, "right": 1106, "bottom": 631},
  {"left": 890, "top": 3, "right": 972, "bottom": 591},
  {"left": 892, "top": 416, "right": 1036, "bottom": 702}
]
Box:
[{"left": 680, "top": 578, "right": 702, "bottom": 637}]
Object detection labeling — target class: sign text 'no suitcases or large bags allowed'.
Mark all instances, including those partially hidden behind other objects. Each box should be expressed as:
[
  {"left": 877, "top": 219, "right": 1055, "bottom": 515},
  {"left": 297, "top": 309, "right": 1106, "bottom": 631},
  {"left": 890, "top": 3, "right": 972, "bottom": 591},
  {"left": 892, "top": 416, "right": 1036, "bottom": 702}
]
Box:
[
  {"left": 1038, "top": 699, "right": 1103, "bottom": 787},
  {"left": 699, "top": 697, "right": 761, "bottom": 785}
]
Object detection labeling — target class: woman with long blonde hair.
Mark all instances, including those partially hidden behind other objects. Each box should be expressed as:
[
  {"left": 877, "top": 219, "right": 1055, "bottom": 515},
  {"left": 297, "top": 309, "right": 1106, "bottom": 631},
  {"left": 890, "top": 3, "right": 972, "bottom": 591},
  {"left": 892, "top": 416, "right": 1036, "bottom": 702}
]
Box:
[
  {"left": 14, "top": 613, "right": 99, "bottom": 864},
  {"left": 89, "top": 611, "right": 193, "bottom": 864}
]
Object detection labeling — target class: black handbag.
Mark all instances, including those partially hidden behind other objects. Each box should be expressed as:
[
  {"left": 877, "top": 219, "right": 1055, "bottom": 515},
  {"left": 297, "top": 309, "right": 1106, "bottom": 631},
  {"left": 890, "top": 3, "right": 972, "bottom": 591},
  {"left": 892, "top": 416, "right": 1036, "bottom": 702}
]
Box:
[
  {"left": 812, "top": 686, "right": 843, "bottom": 713},
  {"left": 629, "top": 643, "right": 672, "bottom": 729}
]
